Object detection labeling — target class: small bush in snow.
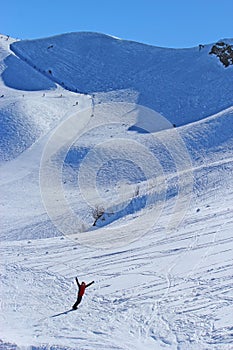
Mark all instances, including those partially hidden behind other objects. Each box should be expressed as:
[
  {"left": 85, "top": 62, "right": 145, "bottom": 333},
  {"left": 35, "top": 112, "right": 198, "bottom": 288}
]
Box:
[{"left": 92, "top": 205, "right": 105, "bottom": 226}]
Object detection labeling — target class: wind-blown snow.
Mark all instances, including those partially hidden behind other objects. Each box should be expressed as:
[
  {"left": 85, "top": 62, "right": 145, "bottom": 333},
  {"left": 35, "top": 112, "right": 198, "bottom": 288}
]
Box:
[{"left": 0, "top": 32, "right": 233, "bottom": 350}]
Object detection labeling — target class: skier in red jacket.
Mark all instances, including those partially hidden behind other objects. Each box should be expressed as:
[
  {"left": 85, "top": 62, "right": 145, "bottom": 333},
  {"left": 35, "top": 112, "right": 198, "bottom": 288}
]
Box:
[{"left": 72, "top": 277, "right": 94, "bottom": 309}]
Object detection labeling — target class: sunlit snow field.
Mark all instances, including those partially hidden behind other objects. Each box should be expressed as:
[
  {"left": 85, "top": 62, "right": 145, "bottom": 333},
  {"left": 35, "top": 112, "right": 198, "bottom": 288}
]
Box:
[{"left": 0, "top": 33, "right": 233, "bottom": 349}]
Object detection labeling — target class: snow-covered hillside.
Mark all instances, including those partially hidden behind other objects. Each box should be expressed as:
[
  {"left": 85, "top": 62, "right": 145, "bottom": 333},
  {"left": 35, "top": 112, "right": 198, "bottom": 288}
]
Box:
[
  {"left": 0, "top": 32, "right": 233, "bottom": 350},
  {"left": 10, "top": 32, "right": 233, "bottom": 126}
]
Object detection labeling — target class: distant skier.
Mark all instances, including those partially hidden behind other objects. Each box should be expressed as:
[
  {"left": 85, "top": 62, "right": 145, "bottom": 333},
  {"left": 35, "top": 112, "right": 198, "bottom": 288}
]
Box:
[
  {"left": 199, "top": 44, "right": 205, "bottom": 51},
  {"left": 72, "top": 277, "right": 94, "bottom": 309}
]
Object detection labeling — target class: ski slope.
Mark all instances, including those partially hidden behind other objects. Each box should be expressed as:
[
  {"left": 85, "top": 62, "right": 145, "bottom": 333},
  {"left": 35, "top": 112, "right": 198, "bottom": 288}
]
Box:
[{"left": 0, "top": 32, "right": 233, "bottom": 349}]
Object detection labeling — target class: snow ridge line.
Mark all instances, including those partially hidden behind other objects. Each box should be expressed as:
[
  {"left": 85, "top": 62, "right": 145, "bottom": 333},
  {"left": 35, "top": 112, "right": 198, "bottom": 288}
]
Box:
[{"left": 10, "top": 43, "right": 83, "bottom": 94}]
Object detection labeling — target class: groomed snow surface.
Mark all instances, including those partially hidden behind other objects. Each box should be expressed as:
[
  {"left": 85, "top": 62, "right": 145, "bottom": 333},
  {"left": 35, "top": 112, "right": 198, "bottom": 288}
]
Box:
[{"left": 0, "top": 33, "right": 233, "bottom": 349}]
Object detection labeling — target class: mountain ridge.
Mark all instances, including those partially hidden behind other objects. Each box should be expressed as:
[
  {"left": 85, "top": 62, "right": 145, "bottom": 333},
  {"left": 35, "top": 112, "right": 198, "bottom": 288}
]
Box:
[{"left": 8, "top": 32, "right": 233, "bottom": 126}]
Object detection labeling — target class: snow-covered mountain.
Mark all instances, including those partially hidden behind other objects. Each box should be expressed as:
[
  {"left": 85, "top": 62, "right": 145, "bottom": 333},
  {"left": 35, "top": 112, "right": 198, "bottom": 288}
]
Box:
[
  {"left": 0, "top": 32, "right": 233, "bottom": 349},
  {"left": 9, "top": 32, "right": 233, "bottom": 126}
]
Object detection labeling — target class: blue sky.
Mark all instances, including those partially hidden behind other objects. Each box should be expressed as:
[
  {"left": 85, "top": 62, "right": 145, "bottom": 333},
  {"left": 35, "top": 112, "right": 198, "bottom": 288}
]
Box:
[{"left": 1, "top": 0, "right": 233, "bottom": 48}]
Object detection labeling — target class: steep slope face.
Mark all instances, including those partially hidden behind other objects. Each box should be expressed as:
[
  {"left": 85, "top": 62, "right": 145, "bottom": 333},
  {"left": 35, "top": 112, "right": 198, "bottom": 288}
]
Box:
[
  {"left": 0, "top": 35, "right": 88, "bottom": 161},
  {"left": 10, "top": 32, "right": 233, "bottom": 126},
  {"left": 0, "top": 35, "right": 56, "bottom": 91},
  {"left": 181, "top": 106, "right": 233, "bottom": 163}
]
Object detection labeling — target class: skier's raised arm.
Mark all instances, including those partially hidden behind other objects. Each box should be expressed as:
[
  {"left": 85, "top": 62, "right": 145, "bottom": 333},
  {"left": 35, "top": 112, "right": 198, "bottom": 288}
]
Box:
[
  {"left": 72, "top": 279, "right": 94, "bottom": 309},
  {"left": 86, "top": 281, "right": 94, "bottom": 288}
]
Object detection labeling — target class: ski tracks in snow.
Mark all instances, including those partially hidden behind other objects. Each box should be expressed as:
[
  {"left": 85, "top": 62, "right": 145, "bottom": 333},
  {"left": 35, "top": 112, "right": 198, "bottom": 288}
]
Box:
[{"left": 1, "top": 162, "right": 233, "bottom": 349}]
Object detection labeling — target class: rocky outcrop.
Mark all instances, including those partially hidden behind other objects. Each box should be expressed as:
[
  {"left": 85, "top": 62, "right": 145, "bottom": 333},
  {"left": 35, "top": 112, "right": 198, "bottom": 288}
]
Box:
[{"left": 209, "top": 41, "right": 233, "bottom": 67}]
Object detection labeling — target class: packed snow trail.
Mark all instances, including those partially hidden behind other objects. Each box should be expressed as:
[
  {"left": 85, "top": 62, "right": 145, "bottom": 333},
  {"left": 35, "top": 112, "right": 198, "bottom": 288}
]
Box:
[{"left": 1, "top": 158, "right": 233, "bottom": 349}]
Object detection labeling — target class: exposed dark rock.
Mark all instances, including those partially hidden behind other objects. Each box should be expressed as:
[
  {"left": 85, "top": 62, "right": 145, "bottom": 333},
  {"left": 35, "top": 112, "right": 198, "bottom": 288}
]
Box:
[{"left": 209, "top": 41, "right": 233, "bottom": 67}]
